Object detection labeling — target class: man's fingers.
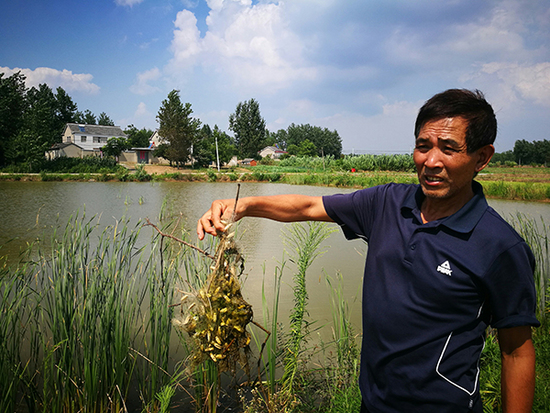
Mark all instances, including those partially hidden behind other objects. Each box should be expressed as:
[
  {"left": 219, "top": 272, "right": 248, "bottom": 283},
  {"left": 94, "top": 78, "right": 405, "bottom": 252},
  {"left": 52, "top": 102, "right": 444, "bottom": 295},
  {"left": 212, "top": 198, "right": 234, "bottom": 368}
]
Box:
[{"left": 197, "top": 200, "right": 233, "bottom": 240}]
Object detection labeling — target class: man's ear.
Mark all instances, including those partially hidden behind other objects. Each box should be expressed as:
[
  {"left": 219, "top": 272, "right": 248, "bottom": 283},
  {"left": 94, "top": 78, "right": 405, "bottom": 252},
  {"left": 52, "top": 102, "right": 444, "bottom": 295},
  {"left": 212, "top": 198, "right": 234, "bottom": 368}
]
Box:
[{"left": 475, "top": 144, "right": 495, "bottom": 173}]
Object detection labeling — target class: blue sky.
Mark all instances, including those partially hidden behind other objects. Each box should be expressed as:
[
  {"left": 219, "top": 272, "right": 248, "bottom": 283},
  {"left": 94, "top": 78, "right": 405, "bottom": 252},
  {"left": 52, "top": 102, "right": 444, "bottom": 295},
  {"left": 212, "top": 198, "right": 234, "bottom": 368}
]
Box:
[{"left": 1, "top": 0, "right": 549, "bottom": 153}]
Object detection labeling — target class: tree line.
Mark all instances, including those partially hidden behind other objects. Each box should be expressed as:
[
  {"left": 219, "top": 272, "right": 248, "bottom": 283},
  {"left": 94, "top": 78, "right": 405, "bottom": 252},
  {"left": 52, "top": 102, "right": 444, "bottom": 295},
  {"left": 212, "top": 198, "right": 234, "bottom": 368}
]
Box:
[
  {"left": 491, "top": 139, "right": 550, "bottom": 166},
  {"left": 155, "top": 90, "right": 343, "bottom": 168},
  {"left": 0, "top": 71, "right": 136, "bottom": 168}
]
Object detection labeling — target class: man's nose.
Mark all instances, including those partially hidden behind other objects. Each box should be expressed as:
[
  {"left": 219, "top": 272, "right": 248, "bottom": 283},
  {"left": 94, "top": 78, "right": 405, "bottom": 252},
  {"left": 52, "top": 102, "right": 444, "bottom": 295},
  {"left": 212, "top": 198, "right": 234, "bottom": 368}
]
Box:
[{"left": 424, "top": 148, "right": 443, "bottom": 169}]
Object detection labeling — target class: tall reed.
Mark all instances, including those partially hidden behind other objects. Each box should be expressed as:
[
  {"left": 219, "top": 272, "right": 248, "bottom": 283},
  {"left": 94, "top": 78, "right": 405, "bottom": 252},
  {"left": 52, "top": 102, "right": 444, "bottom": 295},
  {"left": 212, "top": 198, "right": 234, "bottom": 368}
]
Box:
[
  {"left": 39, "top": 214, "right": 145, "bottom": 412},
  {"left": 281, "top": 222, "right": 335, "bottom": 399},
  {"left": 507, "top": 213, "right": 549, "bottom": 318},
  {"left": 0, "top": 258, "right": 38, "bottom": 413}
]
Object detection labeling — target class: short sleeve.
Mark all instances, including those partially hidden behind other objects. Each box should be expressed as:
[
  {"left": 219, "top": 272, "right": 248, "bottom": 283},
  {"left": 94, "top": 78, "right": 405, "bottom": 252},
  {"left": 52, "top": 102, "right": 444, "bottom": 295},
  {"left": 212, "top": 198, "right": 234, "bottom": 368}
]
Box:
[
  {"left": 483, "top": 241, "right": 540, "bottom": 329},
  {"left": 322, "top": 187, "right": 379, "bottom": 241}
]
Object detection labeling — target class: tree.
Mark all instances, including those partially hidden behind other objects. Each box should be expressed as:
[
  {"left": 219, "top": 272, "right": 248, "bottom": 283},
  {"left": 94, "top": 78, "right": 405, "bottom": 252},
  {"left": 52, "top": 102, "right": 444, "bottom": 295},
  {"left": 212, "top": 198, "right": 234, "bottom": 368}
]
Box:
[
  {"left": 193, "top": 125, "right": 235, "bottom": 168},
  {"left": 102, "top": 136, "right": 130, "bottom": 159},
  {"left": 80, "top": 109, "right": 97, "bottom": 125},
  {"left": 286, "top": 123, "right": 342, "bottom": 157},
  {"left": 7, "top": 84, "right": 60, "bottom": 166},
  {"left": 156, "top": 90, "right": 201, "bottom": 166},
  {"left": 124, "top": 124, "right": 153, "bottom": 148},
  {"left": 229, "top": 98, "right": 266, "bottom": 159},
  {"left": 55, "top": 87, "right": 78, "bottom": 126},
  {"left": 513, "top": 139, "right": 535, "bottom": 165},
  {"left": 297, "top": 139, "right": 318, "bottom": 157},
  {"left": 0, "top": 72, "right": 27, "bottom": 166},
  {"left": 97, "top": 112, "right": 115, "bottom": 126}
]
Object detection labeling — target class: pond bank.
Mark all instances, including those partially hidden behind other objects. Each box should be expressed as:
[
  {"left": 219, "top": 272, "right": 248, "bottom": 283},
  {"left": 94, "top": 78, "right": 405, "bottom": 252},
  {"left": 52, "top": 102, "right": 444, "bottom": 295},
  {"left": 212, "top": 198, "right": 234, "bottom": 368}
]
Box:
[{"left": 1, "top": 169, "right": 550, "bottom": 202}]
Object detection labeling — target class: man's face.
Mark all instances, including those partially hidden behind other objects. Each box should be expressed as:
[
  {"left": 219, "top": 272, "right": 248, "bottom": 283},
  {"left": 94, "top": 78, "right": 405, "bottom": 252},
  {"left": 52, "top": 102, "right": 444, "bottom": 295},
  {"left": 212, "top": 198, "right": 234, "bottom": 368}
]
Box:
[{"left": 414, "top": 117, "right": 490, "bottom": 203}]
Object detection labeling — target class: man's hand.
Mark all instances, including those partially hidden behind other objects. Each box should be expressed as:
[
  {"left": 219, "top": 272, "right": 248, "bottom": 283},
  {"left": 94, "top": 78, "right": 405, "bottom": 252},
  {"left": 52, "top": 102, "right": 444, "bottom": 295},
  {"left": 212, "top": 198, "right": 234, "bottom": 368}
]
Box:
[{"left": 197, "top": 199, "right": 237, "bottom": 240}]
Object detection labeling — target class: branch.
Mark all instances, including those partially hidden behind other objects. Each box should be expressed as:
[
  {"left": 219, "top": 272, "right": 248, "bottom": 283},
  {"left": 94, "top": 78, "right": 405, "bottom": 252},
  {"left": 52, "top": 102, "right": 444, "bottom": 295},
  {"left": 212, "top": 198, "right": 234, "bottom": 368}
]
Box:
[{"left": 144, "top": 218, "right": 215, "bottom": 261}]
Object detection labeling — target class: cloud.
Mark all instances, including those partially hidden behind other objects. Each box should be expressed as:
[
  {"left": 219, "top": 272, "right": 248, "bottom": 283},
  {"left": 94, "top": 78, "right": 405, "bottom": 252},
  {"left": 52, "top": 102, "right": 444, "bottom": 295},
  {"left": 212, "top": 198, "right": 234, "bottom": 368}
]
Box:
[
  {"left": 166, "top": 1, "right": 316, "bottom": 91},
  {"left": 479, "top": 62, "right": 550, "bottom": 106},
  {"left": 114, "top": 0, "right": 144, "bottom": 7},
  {"left": 130, "top": 67, "right": 162, "bottom": 95},
  {"left": 118, "top": 102, "right": 156, "bottom": 129},
  {"left": 0, "top": 66, "right": 100, "bottom": 94}
]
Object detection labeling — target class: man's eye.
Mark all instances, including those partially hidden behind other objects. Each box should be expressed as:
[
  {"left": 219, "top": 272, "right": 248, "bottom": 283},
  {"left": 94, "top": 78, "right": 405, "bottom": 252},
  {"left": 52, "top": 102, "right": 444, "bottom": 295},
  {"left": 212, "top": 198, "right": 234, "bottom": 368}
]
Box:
[{"left": 443, "top": 147, "right": 458, "bottom": 153}]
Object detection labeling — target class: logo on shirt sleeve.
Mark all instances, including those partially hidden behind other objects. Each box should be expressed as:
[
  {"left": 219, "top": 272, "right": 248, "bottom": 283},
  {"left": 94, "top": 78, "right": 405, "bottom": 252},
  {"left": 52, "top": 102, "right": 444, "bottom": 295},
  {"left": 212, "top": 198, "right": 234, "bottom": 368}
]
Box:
[{"left": 437, "top": 260, "right": 453, "bottom": 276}]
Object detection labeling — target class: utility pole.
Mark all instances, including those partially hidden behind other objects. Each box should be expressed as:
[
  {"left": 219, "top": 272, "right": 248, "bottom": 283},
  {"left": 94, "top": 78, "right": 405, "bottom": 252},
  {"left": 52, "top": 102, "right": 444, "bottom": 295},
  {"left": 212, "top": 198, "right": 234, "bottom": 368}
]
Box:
[{"left": 215, "top": 136, "right": 220, "bottom": 171}]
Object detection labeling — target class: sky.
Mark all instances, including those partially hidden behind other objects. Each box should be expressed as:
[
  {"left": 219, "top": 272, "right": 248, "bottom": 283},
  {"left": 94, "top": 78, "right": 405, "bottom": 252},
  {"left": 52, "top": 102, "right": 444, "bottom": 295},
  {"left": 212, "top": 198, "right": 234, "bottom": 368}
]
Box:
[{"left": 1, "top": 0, "right": 549, "bottom": 154}]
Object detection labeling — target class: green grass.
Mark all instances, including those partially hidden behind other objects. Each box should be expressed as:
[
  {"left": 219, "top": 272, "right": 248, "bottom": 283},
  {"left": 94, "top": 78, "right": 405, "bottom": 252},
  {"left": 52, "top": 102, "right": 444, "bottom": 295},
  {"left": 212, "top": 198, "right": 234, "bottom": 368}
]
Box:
[{"left": 1, "top": 209, "right": 550, "bottom": 412}]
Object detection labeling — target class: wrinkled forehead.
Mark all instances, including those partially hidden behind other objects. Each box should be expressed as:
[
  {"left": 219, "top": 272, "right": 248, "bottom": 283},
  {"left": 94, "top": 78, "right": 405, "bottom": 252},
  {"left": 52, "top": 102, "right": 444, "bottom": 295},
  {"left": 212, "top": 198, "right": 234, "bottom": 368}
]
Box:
[{"left": 417, "top": 117, "right": 468, "bottom": 142}]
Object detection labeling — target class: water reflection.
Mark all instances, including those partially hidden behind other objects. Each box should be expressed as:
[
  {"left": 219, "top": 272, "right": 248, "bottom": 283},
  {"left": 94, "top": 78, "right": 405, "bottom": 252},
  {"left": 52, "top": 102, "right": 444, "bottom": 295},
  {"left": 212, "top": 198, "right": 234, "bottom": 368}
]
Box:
[{"left": 1, "top": 181, "right": 548, "bottom": 338}]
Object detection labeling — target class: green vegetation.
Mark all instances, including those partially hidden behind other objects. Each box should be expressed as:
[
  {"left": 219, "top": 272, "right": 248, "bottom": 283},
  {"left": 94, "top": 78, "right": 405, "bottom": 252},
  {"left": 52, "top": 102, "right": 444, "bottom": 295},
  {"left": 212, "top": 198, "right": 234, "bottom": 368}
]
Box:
[
  {"left": 2, "top": 209, "right": 549, "bottom": 412},
  {"left": 0, "top": 156, "right": 123, "bottom": 174},
  {"left": 156, "top": 90, "right": 201, "bottom": 167}
]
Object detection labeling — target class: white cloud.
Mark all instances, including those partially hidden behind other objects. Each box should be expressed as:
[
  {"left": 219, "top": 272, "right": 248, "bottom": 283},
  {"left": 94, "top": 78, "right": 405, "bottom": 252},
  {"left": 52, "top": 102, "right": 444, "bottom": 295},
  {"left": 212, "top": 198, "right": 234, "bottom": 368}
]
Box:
[
  {"left": 166, "top": 1, "right": 316, "bottom": 91},
  {"left": 130, "top": 67, "right": 162, "bottom": 95},
  {"left": 0, "top": 66, "right": 100, "bottom": 94},
  {"left": 114, "top": 0, "right": 143, "bottom": 7},
  {"left": 118, "top": 102, "right": 156, "bottom": 130},
  {"left": 479, "top": 62, "right": 550, "bottom": 106},
  {"left": 170, "top": 10, "right": 202, "bottom": 67}
]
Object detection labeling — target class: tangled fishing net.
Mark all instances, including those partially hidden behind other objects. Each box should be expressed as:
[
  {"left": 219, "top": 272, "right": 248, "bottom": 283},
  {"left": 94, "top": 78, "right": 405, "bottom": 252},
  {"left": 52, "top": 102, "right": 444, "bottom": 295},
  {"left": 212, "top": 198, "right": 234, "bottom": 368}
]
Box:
[{"left": 173, "top": 218, "right": 254, "bottom": 375}]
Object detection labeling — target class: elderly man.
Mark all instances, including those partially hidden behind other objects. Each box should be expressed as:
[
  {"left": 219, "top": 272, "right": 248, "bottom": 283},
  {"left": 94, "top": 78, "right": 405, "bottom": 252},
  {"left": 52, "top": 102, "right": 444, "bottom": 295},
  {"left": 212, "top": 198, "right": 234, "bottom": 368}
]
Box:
[{"left": 197, "top": 89, "right": 539, "bottom": 413}]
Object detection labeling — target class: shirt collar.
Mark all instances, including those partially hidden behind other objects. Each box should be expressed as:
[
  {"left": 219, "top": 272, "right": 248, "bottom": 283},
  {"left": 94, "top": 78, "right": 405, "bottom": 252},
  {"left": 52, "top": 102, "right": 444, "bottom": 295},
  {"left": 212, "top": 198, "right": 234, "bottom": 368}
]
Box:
[{"left": 403, "top": 181, "right": 488, "bottom": 233}]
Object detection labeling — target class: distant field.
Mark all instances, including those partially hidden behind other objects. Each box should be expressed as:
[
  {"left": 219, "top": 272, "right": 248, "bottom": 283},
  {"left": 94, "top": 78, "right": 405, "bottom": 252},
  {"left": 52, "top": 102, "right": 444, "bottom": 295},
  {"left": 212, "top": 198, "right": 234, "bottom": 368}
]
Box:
[{"left": 479, "top": 166, "right": 550, "bottom": 183}]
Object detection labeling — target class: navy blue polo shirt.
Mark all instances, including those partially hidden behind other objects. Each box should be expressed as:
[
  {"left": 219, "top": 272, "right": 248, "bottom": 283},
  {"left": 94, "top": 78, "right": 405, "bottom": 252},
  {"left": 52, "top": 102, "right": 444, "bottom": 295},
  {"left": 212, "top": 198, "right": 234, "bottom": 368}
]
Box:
[{"left": 322, "top": 182, "right": 539, "bottom": 413}]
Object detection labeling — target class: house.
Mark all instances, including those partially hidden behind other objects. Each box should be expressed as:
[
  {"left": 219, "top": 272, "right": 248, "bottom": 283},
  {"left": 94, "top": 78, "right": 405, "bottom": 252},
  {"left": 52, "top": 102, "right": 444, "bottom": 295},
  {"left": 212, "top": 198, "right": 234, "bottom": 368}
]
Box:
[
  {"left": 47, "top": 123, "right": 128, "bottom": 159},
  {"left": 46, "top": 142, "right": 86, "bottom": 160},
  {"left": 259, "top": 146, "right": 287, "bottom": 159},
  {"left": 149, "top": 130, "right": 166, "bottom": 148},
  {"left": 62, "top": 123, "right": 127, "bottom": 153},
  {"left": 240, "top": 158, "right": 257, "bottom": 166}
]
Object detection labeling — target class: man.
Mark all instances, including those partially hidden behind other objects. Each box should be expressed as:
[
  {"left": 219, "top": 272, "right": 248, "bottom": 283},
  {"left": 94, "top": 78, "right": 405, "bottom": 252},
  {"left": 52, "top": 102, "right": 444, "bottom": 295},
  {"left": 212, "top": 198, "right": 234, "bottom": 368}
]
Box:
[{"left": 197, "top": 89, "right": 539, "bottom": 412}]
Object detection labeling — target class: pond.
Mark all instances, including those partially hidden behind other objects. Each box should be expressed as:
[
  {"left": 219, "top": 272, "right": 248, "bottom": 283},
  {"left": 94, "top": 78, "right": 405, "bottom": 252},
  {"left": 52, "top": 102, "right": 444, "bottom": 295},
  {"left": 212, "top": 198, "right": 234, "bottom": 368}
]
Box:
[{"left": 1, "top": 180, "right": 549, "bottom": 337}]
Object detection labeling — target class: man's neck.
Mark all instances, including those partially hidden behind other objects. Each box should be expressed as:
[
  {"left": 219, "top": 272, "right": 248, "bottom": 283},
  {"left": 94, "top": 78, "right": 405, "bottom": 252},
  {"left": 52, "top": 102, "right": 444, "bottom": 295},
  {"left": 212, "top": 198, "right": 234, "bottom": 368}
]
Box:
[{"left": 420, "top": 188, "right": 474, "bottom": 223}]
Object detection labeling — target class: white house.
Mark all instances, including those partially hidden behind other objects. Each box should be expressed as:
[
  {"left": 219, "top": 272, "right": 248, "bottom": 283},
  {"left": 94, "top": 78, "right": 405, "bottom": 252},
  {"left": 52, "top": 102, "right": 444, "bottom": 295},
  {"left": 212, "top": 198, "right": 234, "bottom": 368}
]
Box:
[
  {"left": 62, "top": 123, "right": 127, "bottom": 153},
  {"left": 259, "top": 146, "right": 287, "bottom": 159}
]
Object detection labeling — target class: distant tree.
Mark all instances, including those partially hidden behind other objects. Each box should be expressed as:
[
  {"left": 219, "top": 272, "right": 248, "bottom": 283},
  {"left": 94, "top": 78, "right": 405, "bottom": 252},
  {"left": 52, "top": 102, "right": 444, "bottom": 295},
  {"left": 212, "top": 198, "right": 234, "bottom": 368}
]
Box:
[
  {"left": 513, "top": 139, "right": 536, "bottom": 165},
  {"left": 229, "top": 98, "right": 266, "bottom": 159},
  {"left": 6, "top": 84, "right": 62, "bottom": 166},
  {"left": 212, "top": 126, "right": 235, "bottom": 165},
  {"left": 491, "top": 150, "right": 515, "bottom": 164},
  {"left": 297, "top": 139, "right": 318, "bottom": 157},
  {"left": 102, "top": 136, "right": 130, "bottom": 159},
  {"left": 193, "top": 125, "right": 235, "bottom": 168},
  {"left": 533, "top": 140, "right": 550, "bottom": 165},
  {"left": 156, "top": 90, "right": 201, "bottom": 166},
  {"left": 286, "top": 123, "right": 342, "bottom": 157},
  {"left": 124, "top": 124, "right": 153, "bottom": 148},
  {"left": 98, "top": 112, "right": 115, "bottom": 126},
  {"left": 0, "top": 74, "right": 79, "bottom": 168},
  {"left": 268, "top": 129, "right": 288, "bottom": 150},
  {"left": 82, "top": 109, "right": 97, "bottom": 125},
  {"left": 0, "top": 71, "right": 27, "bottom": 166},
  {"left": 55, "top": 87, "right": 78, "bottom": 125},
  {"left": 287, "top": 143, "right": 299, "bottom": 156}
]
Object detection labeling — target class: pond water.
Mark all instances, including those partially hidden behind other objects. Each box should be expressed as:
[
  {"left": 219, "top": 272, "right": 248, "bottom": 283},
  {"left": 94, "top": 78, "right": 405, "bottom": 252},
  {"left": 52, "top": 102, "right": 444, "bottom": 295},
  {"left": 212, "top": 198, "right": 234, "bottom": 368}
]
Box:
[{"left": 1, "top": 181, "right": 549, "bottom": 336}]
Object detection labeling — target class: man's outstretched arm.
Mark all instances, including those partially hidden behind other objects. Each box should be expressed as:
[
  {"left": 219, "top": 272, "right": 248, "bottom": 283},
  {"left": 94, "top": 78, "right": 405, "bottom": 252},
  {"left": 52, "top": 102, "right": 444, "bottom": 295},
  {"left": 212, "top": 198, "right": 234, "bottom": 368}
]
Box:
[
  {"left": 498, "top": 325, "right": 536, "bottom": 413},
  {"left": 197, "top": 194, "right": 332, "bottom": 239}
]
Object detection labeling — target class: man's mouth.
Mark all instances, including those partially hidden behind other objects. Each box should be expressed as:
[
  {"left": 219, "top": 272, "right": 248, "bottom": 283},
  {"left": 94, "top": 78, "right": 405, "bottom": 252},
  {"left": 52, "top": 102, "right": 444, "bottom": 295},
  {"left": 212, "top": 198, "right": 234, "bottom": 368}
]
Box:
[{"left": 424, "top": 175, "right": 444, "bottom": 184}]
